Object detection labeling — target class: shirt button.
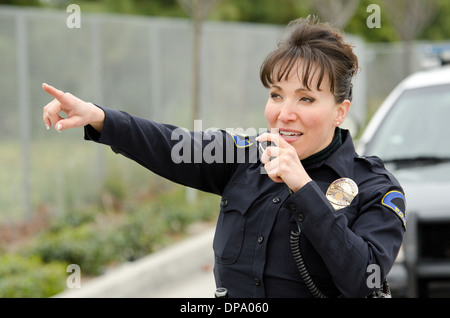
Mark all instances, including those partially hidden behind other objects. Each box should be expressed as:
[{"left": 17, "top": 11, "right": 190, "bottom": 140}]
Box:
[
  {"left": 257, "top": 236, "right": 264, "bottom": 243},
  {"left": 297, "top": 213, "right": 305, "bottom": 222},
  {"left": 254, "top": 278, "right": 261, "bottom": 286},
  {"left": 289, "top": 203, "right": 296, "bottom": 211},
  {"left": 272, "top": 197, "right": 280, "bottom": 204},
  {"left": 221, "top": 199, "right": 228, "bottom": 207}
]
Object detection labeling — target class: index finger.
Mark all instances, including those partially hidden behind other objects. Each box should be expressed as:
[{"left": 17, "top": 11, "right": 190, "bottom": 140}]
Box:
[
  {"left": 42, "top": 83, "right": 65, "bottom": 101},
  {"left": 256, "top": 131, "right": 281, "bottom": 146}
]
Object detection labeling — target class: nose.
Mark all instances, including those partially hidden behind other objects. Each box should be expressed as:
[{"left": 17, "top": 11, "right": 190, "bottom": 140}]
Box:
[{"left": 277, "top": 101, "right": 298, "bottom": 123}]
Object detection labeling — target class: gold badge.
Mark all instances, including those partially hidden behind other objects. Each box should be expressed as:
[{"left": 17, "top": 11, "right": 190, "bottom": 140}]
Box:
[{"left": 326, "top": 178, "right": 359, "bottom": 210}]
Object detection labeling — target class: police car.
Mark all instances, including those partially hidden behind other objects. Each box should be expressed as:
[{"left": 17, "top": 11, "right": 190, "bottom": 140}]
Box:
[{"left": 358, "top": 57, "right": 450, "bottom": 297}]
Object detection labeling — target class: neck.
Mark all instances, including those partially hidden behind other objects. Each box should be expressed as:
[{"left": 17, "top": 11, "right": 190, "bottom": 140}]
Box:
[{"left": 301, "top": 128, "right": 342, "bottom": 168}]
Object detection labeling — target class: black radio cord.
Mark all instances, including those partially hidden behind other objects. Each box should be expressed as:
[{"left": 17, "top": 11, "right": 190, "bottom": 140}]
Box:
[{"left": 290, "top": 226, "right": 327, "bottom": 298}]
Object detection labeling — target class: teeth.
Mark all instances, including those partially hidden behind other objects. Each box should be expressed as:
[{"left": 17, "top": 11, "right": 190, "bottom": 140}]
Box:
[{"left": 280, "top": 131, "right": 302, "bottom": 136}]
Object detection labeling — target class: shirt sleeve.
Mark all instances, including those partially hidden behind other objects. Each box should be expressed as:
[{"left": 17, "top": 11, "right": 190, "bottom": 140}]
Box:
[
  {"left": 83, "top": 106, "right": 236, "bottom": 196},
  {"left": 286, "top": 180, "right": 405, "bottom": 298}
]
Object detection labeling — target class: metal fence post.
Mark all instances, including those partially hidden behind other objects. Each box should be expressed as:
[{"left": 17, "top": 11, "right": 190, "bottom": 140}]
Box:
[
  {"left": 15, "top": 11, "right": 31, "bottom": 221},
  {"left": 91, "top": 17, "right": 106, "bottom": 190}
]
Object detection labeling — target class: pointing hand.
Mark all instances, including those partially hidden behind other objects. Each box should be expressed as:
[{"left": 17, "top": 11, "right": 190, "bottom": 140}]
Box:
[{"left": 42, "top": 83, "right": 105, "bottom": 132}]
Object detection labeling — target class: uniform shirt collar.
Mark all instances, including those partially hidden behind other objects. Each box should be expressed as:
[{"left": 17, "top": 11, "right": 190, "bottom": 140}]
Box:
[
  {"left": 323, "top": 129, "right": 357, "bottom": 179},
  {"left": 301, "top": 128, "right": 342, "bottom": 169},
  {"left": 303, "top": 129, "right": 357, "bottom": 179}
]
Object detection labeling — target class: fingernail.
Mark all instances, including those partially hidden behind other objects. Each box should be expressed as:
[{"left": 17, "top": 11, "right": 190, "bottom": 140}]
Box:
[
  {"left": 56, "top": 123, "right": 62, "bottom": 132},
  {"left": 45, "top": 124, "right": 50, "bottom": 130}
]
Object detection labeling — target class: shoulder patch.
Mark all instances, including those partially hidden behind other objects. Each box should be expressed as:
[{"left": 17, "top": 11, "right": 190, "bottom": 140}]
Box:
[
  {"left": 382, "top": 191, "right": 406, "bottom": 230},
  {"left": 226, "top": 131, "right": 253, "bottom": 148}
]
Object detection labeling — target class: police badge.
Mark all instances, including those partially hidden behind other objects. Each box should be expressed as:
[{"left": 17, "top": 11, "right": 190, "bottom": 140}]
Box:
[{"left": 326, "top": 178, "right": 359, "bottom": 210}]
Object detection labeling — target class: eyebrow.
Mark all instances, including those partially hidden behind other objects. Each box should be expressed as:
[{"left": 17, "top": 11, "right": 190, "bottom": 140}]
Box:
[{"left": 271, "top": 85, "right": 312, "bottom": 93}]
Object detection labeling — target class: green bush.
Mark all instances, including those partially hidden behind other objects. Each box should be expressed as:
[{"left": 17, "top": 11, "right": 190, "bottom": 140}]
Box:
[
  {"left": 0, "top": 254, "right": 67, "bottom": 298},
  {"left": 6, "top": 186, "right": 220, "bottom": 297},
  {"left": 103, "top": 208, "right": 170, "bottom": 263},
  {"left": 153, "top": 188, "right": 219, "bottom": 232},
  {"left": 23, "top": 223, "right": 115, "bottom": 276},
  {"left": 48, "top": 206, "right": 97, "bottom": 232}
]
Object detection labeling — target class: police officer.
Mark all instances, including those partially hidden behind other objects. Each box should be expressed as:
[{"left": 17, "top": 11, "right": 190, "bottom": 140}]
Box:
[{"left": 42, "top": 17, "right": 406, "bottom": 298}]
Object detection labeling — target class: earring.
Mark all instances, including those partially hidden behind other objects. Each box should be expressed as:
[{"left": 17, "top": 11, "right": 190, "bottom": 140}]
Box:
[{"left": 337, "top": 121, "right": 341, "bottom": 126}]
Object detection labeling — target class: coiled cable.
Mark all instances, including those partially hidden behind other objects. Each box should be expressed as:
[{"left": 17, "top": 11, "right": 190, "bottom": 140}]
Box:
[{"left": 290, "top": 226, "right": 327, "bottom": 298}]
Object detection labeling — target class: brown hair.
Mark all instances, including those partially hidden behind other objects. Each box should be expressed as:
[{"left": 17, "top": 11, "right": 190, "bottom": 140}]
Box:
[{"left": 260, "top": 16, "right": 359, "bottom": 103}]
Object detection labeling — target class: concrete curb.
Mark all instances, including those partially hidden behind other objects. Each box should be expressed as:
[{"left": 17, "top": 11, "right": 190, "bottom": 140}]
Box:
[{"left": 55, "top": 226, "right": 215, "bottom": 298}]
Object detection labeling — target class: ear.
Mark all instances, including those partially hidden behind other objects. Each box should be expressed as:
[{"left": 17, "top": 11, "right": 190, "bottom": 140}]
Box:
[{"left": 335, "top": 99, "right": 351, "bottom": 126}]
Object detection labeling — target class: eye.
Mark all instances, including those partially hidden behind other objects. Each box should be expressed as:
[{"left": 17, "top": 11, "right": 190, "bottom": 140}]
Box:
[
  {"left": 300, "top": 97, "right": 315, "bottom": 103},
  {"left": 270, "top": 93, "right": 282, "bottom": 100}
]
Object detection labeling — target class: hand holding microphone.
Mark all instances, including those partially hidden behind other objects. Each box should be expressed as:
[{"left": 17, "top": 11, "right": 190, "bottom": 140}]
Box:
[{"left": 257, "top": 132, "right": 312, "bottom": 193}]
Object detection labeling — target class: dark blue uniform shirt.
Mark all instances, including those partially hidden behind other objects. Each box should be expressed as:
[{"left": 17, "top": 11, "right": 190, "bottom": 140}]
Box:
[{"left": 85, "top": 107, "right": 406, "bottom": 298}]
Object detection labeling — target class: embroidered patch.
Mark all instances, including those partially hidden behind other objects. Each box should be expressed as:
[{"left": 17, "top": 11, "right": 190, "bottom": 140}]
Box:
[
  {"left": 381, "top": 191, "right": 406, "bottom": 230},
  {"left": 226, "top": 131, "right": 253, "bottom": 148}
]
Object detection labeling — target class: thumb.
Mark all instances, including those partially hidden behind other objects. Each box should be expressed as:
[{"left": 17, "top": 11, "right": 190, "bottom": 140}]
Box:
[{"left": 54, "top": 117, "right": 81, "bottom": 132}]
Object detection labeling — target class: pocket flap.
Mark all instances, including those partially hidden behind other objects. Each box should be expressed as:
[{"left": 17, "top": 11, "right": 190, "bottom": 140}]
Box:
[{"left": 220, "top": 183, "right": 259, "bottom": 215}]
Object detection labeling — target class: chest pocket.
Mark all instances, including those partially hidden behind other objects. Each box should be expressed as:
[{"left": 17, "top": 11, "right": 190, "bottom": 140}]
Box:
[{"left": 213, "top": 184, "right": 259, "bottom": 264}]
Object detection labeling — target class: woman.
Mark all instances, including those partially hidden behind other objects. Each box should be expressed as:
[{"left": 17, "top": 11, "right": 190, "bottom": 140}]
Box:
[{"left": 42, "top": 17, "right": 405, "bottom": 298}]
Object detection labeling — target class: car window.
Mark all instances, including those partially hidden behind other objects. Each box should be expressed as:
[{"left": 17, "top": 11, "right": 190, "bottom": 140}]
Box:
[{"left": 365, "top": 84, "right": 450, "bottom": 161}]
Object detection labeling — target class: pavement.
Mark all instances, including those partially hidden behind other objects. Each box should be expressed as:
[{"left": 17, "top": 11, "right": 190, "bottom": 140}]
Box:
[{"left": 55, "top": 226, "right": 216, "bottom": 298}]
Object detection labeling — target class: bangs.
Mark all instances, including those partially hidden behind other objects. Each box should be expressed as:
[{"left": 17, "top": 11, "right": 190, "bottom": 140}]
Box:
[{"left": 260, "top": 46, "right": 334, "bottom": 93}]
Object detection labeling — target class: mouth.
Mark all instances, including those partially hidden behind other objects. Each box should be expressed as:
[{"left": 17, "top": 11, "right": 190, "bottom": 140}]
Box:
[{"left": 279, "top": 129, "right": 303, "bottom": 142}]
